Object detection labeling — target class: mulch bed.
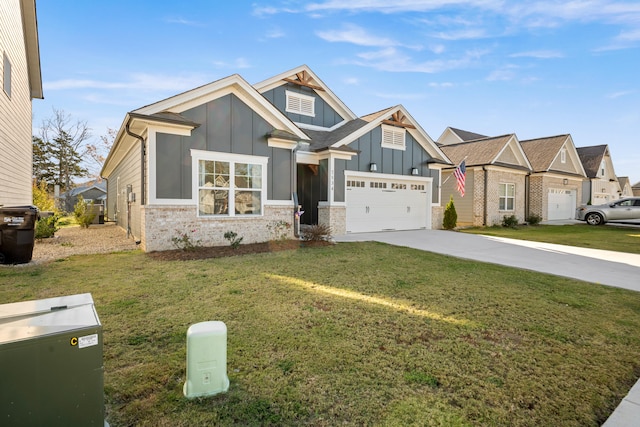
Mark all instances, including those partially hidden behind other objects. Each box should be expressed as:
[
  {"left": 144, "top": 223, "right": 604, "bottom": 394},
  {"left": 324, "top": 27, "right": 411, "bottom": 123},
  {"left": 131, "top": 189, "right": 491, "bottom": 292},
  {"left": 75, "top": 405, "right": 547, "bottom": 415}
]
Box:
[{"left": 146, "top": 240, "right": 330, "bottom": 261}]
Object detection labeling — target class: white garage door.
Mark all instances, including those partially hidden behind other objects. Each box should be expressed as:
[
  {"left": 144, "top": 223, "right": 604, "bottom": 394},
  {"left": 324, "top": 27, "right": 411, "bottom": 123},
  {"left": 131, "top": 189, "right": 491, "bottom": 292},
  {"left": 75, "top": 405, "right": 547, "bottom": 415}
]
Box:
[
  {"left": 346, "top": 174, "right": 431, "bottom": 233},
  {"left": 548, "top": 188, "right": 576, "bottom": 220}
]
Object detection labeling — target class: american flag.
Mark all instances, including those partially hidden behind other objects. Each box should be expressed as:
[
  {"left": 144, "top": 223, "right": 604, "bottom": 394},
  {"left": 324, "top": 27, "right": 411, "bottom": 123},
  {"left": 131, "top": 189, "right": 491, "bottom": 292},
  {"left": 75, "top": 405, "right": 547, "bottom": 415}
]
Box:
[{"left": 454, "top": 160, "right": 466, "bottom": 197}]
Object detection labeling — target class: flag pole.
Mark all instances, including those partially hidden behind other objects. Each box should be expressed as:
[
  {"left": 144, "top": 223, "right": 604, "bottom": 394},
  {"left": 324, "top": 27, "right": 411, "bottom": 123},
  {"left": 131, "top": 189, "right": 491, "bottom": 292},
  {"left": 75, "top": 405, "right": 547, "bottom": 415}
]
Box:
[{"left": 440, "top": 156, "right": 467, "bottom": 187}]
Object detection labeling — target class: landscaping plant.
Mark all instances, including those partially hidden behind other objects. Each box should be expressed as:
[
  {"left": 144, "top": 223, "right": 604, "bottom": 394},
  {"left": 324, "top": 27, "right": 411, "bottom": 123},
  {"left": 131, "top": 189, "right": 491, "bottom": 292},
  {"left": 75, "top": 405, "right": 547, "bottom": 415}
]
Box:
[{"left": 443, "top": 195, "right": 457, "bottom": 230}]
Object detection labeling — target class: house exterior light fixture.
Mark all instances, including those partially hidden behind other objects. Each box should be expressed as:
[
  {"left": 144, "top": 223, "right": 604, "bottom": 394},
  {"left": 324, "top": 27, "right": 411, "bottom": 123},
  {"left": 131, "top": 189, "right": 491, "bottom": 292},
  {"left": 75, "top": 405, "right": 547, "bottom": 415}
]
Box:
[
  {"left": 411, "top": 167, "right": 419, "bottom": 175},
  {"left": 563, "top": 178, "right": 568, "bottom": 185},
  {"left": 369, "top": 163, "right": 377, "bottom": 172}
]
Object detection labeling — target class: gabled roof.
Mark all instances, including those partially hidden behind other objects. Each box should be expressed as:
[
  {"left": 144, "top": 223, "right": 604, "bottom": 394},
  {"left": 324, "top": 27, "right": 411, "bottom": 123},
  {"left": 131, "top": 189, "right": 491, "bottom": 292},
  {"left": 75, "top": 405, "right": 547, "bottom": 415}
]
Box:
[
  {"left": 619, "top": 176, "right": 630, "bottom": 188},
  {"left": 253, "top": 64, "right": 357, "bottom": 122},
  {"left": 576, "top": 145, "right": 609, "bottom": 178},
  {"left": 450, "top": 127, "right": 488, "bottom": 142},
  {"left": 62, "top": 180, "right": 107, "bottom": 198},
  {"left": 19, "top": 0, "right": 43, "bottom": 99},
  {"left": 520, "top": 134, "right": 586, "bottom": 176},
  {"left": 437, "top": 127, "right": 488, "bottom": 145},
  {"left": 440, "top": 134, "right": 531, "bottom": 170},
  {"left": 330, "top": 105, "right": 450, "bottom": 164},
  {"left": 103, "top": 74, "right": 309, "bottom": 177}
]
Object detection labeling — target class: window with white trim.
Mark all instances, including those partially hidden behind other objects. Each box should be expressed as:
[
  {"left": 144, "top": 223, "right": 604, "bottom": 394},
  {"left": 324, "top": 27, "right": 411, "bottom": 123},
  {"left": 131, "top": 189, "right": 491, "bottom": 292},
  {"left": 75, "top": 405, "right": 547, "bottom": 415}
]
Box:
[
  {"left": 3, "top": 52, "right": 11, "bottom": 98},
  {"left": 196, "top": 152, "right": 267, "bottom": 217},
  {"left": 381, "top": 124, "right": 406, "bottom": 150},
  {"left": 499, "top": 183, "right": 515, "bottom": 211},
  {"left": 285, "top": 90, "right": 315, "bottom": 117}
]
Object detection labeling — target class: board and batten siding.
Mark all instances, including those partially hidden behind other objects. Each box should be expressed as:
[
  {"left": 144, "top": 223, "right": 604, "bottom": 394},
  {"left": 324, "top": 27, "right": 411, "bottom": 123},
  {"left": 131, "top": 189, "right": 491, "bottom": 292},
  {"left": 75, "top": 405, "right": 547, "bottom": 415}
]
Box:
[
  {"left": 0, "top": 0, "right": 34, "bottom": 206},
  {"left": 155, "top": 93, "right": 293, "bottom": 202},
  {"left": 106, "top": 142, "right": 142, "bottom": 240},
  {"left": 441, "top": 169, "right": 474, "bottom": 225},
  {"left": 344, "top": 126, "right": 440, "bottom": 203},
  {"left": 261, "top": 84, "right": 344, "bottom": 129}
]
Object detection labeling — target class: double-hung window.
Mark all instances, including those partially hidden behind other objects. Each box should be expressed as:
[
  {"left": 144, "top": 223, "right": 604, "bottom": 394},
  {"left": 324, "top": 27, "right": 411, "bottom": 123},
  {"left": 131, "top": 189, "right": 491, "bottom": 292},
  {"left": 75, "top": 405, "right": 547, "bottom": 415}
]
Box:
[
  {"left": 195, "top": 151, "right": 267, "bottom": 217},
  {"left": 499, "top": 183, "right": 515, "bottom": 211}
]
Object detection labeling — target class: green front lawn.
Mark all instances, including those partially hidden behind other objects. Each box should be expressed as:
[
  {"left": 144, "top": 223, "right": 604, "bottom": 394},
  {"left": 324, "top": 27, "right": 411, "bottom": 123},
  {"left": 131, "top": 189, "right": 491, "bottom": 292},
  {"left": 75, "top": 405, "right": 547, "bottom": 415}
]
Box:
[
  {"left": 2, "top": 243, "right": 640, "bottom": 426},
  {"left": 461, "top": 224, "right": 640, "bottom": 254}
]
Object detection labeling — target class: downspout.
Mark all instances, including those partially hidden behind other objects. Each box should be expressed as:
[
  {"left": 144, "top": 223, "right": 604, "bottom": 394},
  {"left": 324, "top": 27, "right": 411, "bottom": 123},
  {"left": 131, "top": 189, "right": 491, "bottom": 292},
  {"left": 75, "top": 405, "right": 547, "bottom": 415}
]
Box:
[
  {"left": 483, "top": 166, "right": 488, "bottom": 226},
  {"left": 292, "top": 142, "right": 301, "bottom": 238},
  {"left": 125, "top": 119, "right": 145, "bottom": 241},
  {"left": 525, "top": 173, "right": 530, "bottom": 222}
]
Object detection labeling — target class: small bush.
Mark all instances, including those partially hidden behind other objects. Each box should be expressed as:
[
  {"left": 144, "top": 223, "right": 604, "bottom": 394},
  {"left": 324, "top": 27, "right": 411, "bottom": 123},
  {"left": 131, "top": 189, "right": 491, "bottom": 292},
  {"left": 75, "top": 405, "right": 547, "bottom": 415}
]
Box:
[
  {"left": 32, "top": 180, "right": 56, "bottom": 212},
  {"left": 73, "top": 196, "right": 96, "bottom": 228},
  {"left": 502, "top": 215, "right": 519, "bottom": 228},
  {"left": 300, "top": 224, "right": 332, "bottom": 242},
  {"left": 443, "top": 196, "right": 457, "bottom": 230},
  {"left": 224, "top": 231, "right": 244, "bottom": 249},
  {"left": 171, "top": 229, "right": 201, "bottom": 251},
  {"left": 35, "top": 213, "right": 61, "bottom": 239},
  {"left": 526, "top": 214, "right": 542, "bottom": 226}
]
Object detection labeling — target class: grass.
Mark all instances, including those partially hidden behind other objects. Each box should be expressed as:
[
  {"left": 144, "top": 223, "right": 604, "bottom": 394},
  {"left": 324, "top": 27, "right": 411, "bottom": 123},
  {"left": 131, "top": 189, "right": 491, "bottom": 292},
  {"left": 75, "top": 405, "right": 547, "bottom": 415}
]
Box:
[
  {"left": 460, "top": 224, "right": 640, "bottom": 254},
  {"left": 2, "top": 243, "right": 640, "bottom": 426}
]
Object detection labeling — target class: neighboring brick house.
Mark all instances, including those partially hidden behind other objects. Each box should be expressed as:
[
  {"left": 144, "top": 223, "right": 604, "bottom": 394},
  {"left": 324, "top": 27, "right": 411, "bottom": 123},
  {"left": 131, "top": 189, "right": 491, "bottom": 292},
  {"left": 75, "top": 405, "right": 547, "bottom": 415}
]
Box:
[
  {"left": 520, "top": 135, "right": 586, "bottom": 221},
  {"left": 0, "top": 0, "right": 43, "bottom": 207},
  {"left": 438, "top": 133, "right": 532, "bottom": 226},
  {"left": 576, "top": 145, "right": 621, "bottom": 205},
  {"left": 618, "top": 177, "right": 633, "bottom": 197}
]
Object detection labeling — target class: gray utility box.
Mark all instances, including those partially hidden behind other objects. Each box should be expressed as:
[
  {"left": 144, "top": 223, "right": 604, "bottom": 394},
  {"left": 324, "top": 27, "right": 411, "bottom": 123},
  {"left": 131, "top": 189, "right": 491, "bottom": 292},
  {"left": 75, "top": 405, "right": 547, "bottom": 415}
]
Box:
[{"left": 0, "top": 293, "right": 104, "bottom": 426}]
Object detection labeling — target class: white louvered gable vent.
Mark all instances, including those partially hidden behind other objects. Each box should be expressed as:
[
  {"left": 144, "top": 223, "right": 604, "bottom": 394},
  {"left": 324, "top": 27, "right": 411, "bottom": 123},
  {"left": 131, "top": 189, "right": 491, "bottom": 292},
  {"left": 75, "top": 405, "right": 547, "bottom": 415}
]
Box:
[
  {"left": 381, "top": 124, "right": 406, "bottom": 150},
  {"left": 286, "top": 90, "right": 315, "bottom": 117}
]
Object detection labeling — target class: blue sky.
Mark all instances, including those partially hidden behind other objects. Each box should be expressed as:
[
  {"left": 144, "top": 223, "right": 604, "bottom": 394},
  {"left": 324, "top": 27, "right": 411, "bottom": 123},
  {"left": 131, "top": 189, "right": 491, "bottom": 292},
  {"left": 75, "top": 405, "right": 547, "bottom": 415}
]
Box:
[{"left": 33, "top": 0, "right": 639, "bottom": 183}]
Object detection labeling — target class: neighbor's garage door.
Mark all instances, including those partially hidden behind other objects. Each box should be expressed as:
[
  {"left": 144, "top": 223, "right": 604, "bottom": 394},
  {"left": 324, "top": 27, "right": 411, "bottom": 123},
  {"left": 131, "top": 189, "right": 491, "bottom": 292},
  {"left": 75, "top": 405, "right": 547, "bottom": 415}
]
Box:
[
  {"left": 547, "top": 188, "right": 576, "bottom": 220},
  {"left": 346, "top": 174, "right": 430, "bottom": 233}
]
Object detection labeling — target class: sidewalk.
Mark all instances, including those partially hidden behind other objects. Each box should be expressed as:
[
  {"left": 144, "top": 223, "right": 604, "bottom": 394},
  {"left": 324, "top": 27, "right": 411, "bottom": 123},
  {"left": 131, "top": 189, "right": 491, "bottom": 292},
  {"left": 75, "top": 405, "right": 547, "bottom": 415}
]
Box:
[{"left": 335, "top": 229, "right": 640, "bottom": 426}]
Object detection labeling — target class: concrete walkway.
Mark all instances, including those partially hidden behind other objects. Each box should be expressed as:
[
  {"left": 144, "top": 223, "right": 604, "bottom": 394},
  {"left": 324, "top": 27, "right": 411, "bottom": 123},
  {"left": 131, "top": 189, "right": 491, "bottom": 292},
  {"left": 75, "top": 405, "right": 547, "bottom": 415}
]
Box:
[{"left": 334, "top": 229, "right": 640, "bottom": 426}]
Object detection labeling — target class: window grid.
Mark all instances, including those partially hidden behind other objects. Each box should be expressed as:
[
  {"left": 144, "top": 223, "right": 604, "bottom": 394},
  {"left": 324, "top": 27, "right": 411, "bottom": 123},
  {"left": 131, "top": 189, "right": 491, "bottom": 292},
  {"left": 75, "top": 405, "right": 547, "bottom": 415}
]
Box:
[
  {"left": 198, "top": 160, "right": 262, "bottom": 216},
  {"left": 499, "top": 183, "right": 515, "bottom": 211}
]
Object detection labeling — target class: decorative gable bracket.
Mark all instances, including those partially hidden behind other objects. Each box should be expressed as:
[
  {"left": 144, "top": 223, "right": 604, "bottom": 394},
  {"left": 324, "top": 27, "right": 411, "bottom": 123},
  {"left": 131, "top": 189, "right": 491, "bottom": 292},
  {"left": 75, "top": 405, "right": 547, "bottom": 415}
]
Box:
[
  {"left": 283, "top": 70, "right": 325, "bottom": 92},
  {"left": 382, "top": 111, "right": 416, "bottom": 129}
]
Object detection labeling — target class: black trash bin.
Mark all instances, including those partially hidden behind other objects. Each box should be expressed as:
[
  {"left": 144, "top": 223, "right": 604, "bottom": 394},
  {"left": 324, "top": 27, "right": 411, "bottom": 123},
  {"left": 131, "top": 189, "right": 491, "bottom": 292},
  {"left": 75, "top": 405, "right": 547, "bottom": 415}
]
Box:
[{"left": 0, "top": 205, "right": 39, "bottom": 264}]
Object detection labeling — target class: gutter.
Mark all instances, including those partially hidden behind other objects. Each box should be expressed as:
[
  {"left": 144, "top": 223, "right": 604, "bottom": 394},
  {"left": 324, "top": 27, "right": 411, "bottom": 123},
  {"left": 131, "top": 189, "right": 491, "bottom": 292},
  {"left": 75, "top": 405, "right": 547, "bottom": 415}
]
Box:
[{"left": 125, "top": 119, "right": 146, "bottom": 240}]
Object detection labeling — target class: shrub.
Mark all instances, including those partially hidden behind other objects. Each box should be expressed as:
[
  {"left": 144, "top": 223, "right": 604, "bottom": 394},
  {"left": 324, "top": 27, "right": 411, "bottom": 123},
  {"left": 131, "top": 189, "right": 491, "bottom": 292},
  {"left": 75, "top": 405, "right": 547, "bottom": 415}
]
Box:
[
  {"left": 35, "top": 213, "right": 61, "bottom": 239},
  {"left": 73, "top": 196, "right": 96, "bottom": 228},
  {"left": 526, "top": 214, "right": 542, "bottom": 226},
  {"left": 300, "top": 224, "right": 332, "bottom": 242},
  {"left": 442, "top": 196, "right": 457, "bottom": 230},
  {"left": 224, "top": 231, "right": 243, "bottom": 249},
  {"left": 502, "top": 215, "right": 519, "bottom": 228},
  {"left": 171, "top": 229, "right": 201, "bottom": 251},
  {"left": 32, "top": 180, "right": 56, "bottom": 212}
]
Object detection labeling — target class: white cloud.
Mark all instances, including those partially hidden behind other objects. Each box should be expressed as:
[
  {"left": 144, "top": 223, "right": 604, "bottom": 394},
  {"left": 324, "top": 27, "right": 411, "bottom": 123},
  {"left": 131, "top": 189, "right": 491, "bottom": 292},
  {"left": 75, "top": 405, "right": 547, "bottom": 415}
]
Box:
[
  {"left": 432, "top": 28, "right": 489, "bottom": 40},
  {"left": 44, "top": 73, "right": 209, "bottom": 92},
  {"left": 606, "top": 90, "right": 635, "bottom": 99},
  {"left": 428, "top": 82, "right": 455, "bottom": 88},
  {"left": 316, "top": 24, "right": 399, "bottom": 47},
  {"left": 212, "top": 58, "right": 252, "bottom": 69},
  {"left": 343, "top": 77, "right": 360, "bottom": 85},
  {"left": 304, "top": 0, "right": 505, "bottom": 14},
  {"left": 165, "top": 17, "right": 205, "bottom": 27},
  {"left": 266, "top": 28, "right": 286, "bottom": 39},
  {"left": 486, "top": 65, "right": 518, "bottom": 81},
  {"left": 510, "top": 50, "right": 564, "bottom": 58},
  {"left": 354, "top": 47, "right": 488, "bottom": 73}
]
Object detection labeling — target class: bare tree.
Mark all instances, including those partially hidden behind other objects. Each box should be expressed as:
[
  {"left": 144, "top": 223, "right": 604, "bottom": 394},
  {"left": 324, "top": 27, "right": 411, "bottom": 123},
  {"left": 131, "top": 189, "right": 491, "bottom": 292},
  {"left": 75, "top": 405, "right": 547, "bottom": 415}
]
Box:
[
  {"left": 37, "top": 108, "right": 91, "bottom": 192},
  {"left": 86, "top": 127, "right": 117, "bottom": 177}
]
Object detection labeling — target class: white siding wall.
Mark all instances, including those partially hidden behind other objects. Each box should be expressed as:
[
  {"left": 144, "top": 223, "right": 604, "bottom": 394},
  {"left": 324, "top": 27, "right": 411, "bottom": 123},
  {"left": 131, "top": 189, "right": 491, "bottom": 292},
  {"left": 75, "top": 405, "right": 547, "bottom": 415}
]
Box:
[{"left": 0, "top": 0, "right": 34, "bottom": 206}]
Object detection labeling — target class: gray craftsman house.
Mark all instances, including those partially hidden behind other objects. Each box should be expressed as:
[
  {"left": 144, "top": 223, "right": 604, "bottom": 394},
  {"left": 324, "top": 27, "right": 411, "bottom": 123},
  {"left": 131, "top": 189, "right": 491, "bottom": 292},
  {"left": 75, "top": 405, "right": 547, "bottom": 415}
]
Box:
[{"left": 101, "top": 65, "right": 451, "bottom": 251}]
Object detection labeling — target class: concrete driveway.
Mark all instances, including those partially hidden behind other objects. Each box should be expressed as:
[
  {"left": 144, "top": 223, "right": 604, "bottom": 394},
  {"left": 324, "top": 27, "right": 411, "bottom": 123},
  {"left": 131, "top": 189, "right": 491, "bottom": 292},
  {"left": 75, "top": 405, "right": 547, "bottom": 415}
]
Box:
[{"left": 335, "top": 229, "right": 640, "bottom": 292}]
